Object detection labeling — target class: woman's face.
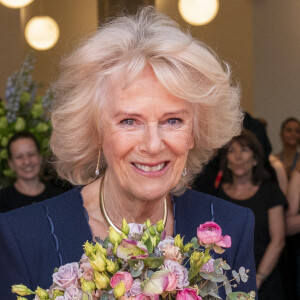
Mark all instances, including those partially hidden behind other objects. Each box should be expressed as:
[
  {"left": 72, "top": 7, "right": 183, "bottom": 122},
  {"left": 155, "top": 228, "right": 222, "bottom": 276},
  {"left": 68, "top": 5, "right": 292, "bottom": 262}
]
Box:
[
  {"left": 226, "top": 141, "right": 257, "bottom": 179},
  {"left": 101, "top": 67, "right": 194, "bottom": 201},
  {"left": 8, "top": 138, "right": 42, "bottom": 181},
  {"left": 281, "top": 120, "right": 300, "bottom": 147}
]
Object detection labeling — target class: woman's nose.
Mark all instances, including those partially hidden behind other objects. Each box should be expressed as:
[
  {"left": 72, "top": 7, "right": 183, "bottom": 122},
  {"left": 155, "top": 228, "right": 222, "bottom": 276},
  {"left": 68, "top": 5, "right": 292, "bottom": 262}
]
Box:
[
  {"left": 140, "top": 123, "right": 164, "bottom": 154},
  {"left": 234, "top": 150, "right": 242, "bottom": 160}
]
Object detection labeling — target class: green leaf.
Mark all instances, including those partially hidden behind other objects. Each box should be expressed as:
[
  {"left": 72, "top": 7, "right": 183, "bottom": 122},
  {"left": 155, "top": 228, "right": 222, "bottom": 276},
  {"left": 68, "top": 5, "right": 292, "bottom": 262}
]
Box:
[
  {"left": 226, "top": 292, "right": 249, "bottom": 300},
  {"left": 199, "top": 272, "right": 226, "bottom": 283},
  {"left": 144, "top": 237, "right": 153, "bottom": 253},
  {"left": 232, "top": 270, "right": 240, "bottom": 283},
  {"left": 224, "top": 281, "right": 232, "bottom": 295},
  {"left": 208, "top": 290, "right": 222, "bottom": 299},
  {"left": 131, "top": 270, "right": 142, "bottom": 278},
  {"left": 144, "top": 257, "right": 164, "bottom": 268}
]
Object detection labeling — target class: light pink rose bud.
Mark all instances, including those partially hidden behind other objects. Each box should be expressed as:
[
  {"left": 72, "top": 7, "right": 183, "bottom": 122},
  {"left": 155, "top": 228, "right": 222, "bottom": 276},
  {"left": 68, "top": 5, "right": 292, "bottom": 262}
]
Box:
[
  {"left": 197, "top": 222, "right": 231, "bottom": 248},
  {"left": 163, "top": 245, "right": 182, "bottom": 261},
  {"left": 80, "top": 254, "right": 94, "bottom": 281},
  {"left": 165, "top": 272, "right": 178, "bottom": 292},
  {"left": 52, "top": 263, "right": 81, "bottom": 290},
  {"left": 110, "top": 271, "right": 134, "bottom": 292},
  {"left": 176, "top": 288, "right": 202, "bottom": 300}
]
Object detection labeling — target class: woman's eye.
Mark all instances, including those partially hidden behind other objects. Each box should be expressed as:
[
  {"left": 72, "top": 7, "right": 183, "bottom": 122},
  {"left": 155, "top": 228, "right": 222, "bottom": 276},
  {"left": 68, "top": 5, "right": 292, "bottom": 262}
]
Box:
[
  {"left": 120, "top": 119, "right": 135, "bottom": 126},
  {"left": 167, "top": 118, "right": 182, "bottom": 125}
]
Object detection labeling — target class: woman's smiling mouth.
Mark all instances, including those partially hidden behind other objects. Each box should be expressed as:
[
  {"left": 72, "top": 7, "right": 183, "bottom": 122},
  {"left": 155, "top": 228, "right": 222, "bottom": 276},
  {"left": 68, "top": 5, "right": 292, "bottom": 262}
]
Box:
[{"left": 133, "top": 162, "right": 167, "bottom": 172}]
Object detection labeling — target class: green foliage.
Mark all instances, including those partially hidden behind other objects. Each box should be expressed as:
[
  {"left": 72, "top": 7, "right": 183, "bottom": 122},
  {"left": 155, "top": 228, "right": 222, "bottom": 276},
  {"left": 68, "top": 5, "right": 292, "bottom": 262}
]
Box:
[{"left": 0, "top": 53, "right": 53, "bottom": 188}]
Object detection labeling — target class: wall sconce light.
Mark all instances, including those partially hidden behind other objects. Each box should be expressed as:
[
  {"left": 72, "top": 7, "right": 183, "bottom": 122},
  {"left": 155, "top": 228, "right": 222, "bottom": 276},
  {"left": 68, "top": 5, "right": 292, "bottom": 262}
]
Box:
[
  {"left": 0, "top": 0, "right": 33, "bottom": 8},
  {"left": 178, "top": 0, "right": 219, "bottom": 26},
  {"left": 25, "top": 16, "right": 60, "bottom": 50}
]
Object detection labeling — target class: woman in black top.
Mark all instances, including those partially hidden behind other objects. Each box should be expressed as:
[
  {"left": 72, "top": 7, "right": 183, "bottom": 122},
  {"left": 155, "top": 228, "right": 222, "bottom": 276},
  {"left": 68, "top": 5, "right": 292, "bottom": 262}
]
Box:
[
  {"left": 0, "top": 132, "right": 64, "bottom": 212},
  {"left": 217, "top": 129, "right": 286, "bottom": 300}
]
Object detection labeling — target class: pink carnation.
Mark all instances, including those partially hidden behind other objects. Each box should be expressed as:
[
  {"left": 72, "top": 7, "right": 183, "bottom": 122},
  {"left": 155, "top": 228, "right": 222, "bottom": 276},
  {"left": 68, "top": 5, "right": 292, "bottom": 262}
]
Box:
[
  {"left": 176, "top": 288, "right": 202, "bottom": 300},
  {"left": 197, "top": 222, "right": 231, "bottom": 248}
]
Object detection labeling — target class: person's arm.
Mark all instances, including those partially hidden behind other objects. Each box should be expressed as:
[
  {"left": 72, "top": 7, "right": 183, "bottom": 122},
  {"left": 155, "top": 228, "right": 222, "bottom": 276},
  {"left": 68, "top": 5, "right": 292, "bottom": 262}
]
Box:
[
  {"left": 269, "top": 154, "right": 288, "bottom": 195},
  {"left": 256, "top": 205, "right": 285, "bottom": 289},
  {"left": 285, "top": 171, "right": 300, "bottom": 236}
]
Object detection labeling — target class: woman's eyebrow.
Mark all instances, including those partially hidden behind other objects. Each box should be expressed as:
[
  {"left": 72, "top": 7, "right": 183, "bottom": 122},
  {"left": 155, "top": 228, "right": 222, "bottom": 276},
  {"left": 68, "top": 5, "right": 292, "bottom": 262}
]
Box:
[{"left": 113, "top": 109, "right": 190, "bottom": 118}]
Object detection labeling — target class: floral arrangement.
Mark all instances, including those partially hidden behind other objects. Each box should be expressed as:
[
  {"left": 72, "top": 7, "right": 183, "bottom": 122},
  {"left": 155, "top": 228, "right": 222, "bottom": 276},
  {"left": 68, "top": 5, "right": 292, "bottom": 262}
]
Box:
[
  {"left": 0, "top": 53, "right": 53, "bottom": 187},
  {"left": 12, "top": 220, "right": 255, "bottom": 300}
]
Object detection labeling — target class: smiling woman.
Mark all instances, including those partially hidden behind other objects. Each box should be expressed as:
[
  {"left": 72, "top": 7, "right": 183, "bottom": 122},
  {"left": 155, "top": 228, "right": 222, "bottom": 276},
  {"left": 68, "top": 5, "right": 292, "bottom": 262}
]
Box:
[
  {"left": 0, "top": 132, "right": 64, "bottom": 212},
  {"left": 218, "top": 129, "right": 286, "bottom": 300},
  {"left": 0, "top": 6, "right": 257, "bottom": 299}
]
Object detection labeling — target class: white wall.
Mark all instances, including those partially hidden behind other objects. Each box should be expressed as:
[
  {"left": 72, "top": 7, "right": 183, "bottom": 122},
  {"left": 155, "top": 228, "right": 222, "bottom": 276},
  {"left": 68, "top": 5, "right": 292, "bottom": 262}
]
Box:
[{"left": 253, "top": 0, "right": 300, "bottom": 153}]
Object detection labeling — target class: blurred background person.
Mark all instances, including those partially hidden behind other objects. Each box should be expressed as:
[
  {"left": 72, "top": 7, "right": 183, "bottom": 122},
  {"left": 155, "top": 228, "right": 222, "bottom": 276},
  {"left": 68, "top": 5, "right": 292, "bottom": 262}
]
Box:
[
  {"left": 0, "top": 132, "right": 64, "bottom": 212},
  {"left": 217, "top": 129, "right": 286, "bottom": 300},
  {"left": 275, "top": 117, "right": 300, "bottom": 180},
  {"left": 286, "top": 170, "right": 300, "bottom": 298}
]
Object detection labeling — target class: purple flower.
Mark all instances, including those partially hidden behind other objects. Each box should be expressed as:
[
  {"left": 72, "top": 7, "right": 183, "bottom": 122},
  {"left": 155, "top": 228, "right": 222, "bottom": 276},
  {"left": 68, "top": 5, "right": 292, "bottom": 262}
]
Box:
[
  {"left": 127, "top": 279, "right": 142, "bottom": 296},
  {"left": 163, "top": 260, "right": 189, "bottom": 289},
  {"left": 200, "top": 259, "right": 215, "bottom": 273},
  {"left": 128, "top": 223, "right": 145, "bottom": 239},
  {"left": 64, "top": 284, "right": 83, "bottom": 300},
  {"left": 157, "top": 236, "right": 175, "bottom": 252},
  {"left": 52, "top": 263, "right": 81, "bottom": 290}
]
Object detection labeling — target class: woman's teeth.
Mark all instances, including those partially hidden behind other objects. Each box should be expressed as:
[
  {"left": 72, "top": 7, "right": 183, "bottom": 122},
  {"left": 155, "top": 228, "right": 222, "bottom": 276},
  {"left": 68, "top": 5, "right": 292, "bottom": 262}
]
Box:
[{"left": 134, "top": 162, "right": 165, "bottom": 172}]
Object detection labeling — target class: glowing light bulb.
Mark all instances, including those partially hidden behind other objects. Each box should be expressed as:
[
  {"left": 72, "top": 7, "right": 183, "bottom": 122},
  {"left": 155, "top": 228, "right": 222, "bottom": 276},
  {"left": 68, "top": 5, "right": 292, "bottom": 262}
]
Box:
[
  {"left": 25, "top": 16, "right": 60, "bottom": 51},
  {"left": 178, "top": 0, "right": 219, "bottom": 26}
]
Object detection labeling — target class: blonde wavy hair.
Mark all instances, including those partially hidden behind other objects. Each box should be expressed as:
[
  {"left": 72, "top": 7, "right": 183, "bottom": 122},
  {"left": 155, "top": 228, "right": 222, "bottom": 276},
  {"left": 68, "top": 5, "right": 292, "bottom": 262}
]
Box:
[{"left": 51, "top": 6, "right": 243, "bottom": 195}]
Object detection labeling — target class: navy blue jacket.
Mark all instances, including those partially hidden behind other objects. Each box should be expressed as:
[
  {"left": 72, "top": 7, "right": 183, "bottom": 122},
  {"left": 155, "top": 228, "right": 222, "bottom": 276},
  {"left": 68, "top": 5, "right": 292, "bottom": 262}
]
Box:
[{"left": 0, "top": 188, "right": 257, "bottom": 299}]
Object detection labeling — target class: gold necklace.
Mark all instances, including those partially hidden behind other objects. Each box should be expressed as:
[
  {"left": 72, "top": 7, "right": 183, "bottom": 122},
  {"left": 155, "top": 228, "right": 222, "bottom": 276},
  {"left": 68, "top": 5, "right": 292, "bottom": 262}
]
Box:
[{"left": 99, "top": 174, "right": 168, "bottom": 234}]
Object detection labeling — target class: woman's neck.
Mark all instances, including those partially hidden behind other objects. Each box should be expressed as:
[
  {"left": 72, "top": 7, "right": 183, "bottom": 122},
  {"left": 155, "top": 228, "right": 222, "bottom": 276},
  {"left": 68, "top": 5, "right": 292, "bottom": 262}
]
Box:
[
  {"left": 14, "top": 178, "right": 45, "bottom": 196},
  {"left": 282, "top": 144, "right": 298, "bottom": 158},
  {"left": 104, "top": 174, "right": 168, "bottom": 229},
  {"left": 223, "top": 175, "right": 259, "bottom": 200}
]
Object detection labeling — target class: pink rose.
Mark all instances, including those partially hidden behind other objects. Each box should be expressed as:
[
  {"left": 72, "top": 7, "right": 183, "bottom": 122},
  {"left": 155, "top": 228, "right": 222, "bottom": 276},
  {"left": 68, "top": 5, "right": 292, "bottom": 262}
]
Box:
[
  {"left": 176, "top": 288, "right": 202, "bottom": 300},
  {"left": 52, "top": 263, "right": 81, "bottom": 290},
  {"left": 197, "top": 222, "right": 231, "bottom": 248},
  {"left": 79, "top": 254, "right": 94, "bottom": 281},
  {"left": 110, "top": 271, "right": 133, "bottom": 292},
  {"left": 165, "top": 272, "right": 178, "bottom": 292},
  {"left": 135, "top": 294, "right": 159, "bottom": 300},
  {"left": 142, "top": 270, "right": 176, "bottom": 295},
  {"left": 163, "top": 245, "right": 182, "bottom": 262},
  {"left": 163, "top": 260, "right": 189, "bottom": 289}
]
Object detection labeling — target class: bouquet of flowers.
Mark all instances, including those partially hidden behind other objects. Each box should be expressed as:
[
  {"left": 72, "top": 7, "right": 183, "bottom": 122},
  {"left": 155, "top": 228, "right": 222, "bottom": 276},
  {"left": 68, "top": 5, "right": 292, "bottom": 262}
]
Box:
[
  {"left": 0, "top": 52, "right": 53, "bottom": 187},
  {"left": 12, "top": 220, "right": 255, "bottom": 300}
]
